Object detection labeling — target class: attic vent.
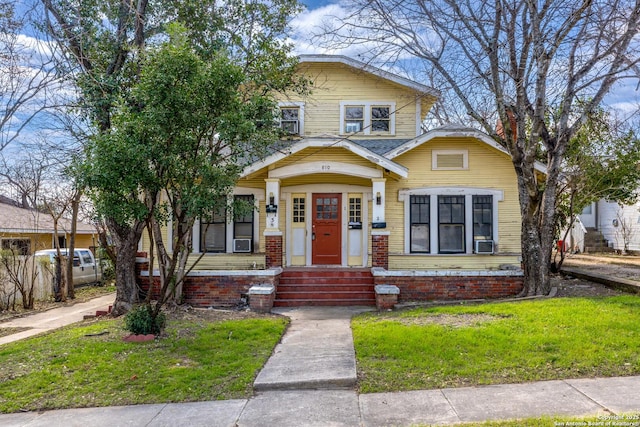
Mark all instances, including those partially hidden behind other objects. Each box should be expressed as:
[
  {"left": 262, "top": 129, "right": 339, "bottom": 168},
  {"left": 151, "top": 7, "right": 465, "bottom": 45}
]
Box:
[{"left": 433, "top": 150, "right": 468, "bottom": 170}]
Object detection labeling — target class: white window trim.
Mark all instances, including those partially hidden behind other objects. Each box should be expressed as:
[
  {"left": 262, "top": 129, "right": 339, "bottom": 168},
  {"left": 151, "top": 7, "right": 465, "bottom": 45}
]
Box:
[
  {"left": 339, "top": 101, "right": 396, "bottom": 136},
  {"left": 432, "top": 149, "right": 469, "bottom": 170},
  {"left": 278, "top": 102, "right": 305, "bottom": 136},
  {"left": 192, "top": 188, "right": 264, "bottom": 254},
  {"left": 400, "top": 187, "right": 503, "bottom": 255}
]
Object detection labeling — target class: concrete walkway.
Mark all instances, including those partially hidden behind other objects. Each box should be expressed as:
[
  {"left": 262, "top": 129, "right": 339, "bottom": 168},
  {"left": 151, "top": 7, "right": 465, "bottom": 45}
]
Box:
[
  {"left": 0, "top": 293, "right": 115, "bottom": 345},
  {"left": 1, "top": 301, "right": 640, "bottom": 426},
  {"left": 254, "top": 306, "right": 372, "bottom": 391}
]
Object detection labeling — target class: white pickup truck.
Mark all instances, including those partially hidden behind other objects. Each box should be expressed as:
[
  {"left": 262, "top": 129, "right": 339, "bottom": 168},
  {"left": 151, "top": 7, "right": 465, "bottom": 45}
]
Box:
[{"left": 35, "top": 248, "right": 103, "bottom": 286}]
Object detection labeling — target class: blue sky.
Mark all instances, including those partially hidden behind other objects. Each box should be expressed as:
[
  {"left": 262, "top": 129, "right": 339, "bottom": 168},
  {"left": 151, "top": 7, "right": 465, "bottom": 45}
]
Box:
[{"left": 302, "top": 0, "right": 335, "bottom": 9}]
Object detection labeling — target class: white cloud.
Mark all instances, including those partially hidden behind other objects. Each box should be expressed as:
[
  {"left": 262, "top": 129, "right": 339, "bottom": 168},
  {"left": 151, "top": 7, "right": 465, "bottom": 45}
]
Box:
[{"left": 289, "top": 4, "right": 374, "bottom": 57}]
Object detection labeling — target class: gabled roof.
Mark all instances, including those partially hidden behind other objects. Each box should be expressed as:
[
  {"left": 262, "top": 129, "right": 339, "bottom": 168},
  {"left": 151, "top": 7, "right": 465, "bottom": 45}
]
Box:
[
  {"left": 0, "top": 199, "right": 96, "bottom": 235},
  {"left": 242, "top": 137, "right": 409, "bottom": 179},
  {"left": 298, "top": 55, "right": 440, "bottom": 98},
  {"left": 386, "top": 124, "right": 547, "bottom": 174}
]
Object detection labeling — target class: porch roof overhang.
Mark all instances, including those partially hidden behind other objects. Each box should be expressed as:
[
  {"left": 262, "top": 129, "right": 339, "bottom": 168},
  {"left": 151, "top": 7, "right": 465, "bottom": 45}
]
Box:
[{"left": 241, "top": 137, "right": 409, "bottom": 179}]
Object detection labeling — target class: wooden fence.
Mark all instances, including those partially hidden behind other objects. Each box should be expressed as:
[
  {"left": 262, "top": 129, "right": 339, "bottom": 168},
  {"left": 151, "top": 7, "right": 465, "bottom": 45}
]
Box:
[{"left": 0, "top": 255, "right": 54, "bottom": 308}]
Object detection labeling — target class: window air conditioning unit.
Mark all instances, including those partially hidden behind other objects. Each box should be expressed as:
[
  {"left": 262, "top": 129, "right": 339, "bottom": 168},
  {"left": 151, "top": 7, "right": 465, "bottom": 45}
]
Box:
[
  {"left": 233, "top": 239, "right": 252, "bottom": 253},
  {"left": 474, "top": 240, "right": 494, "bottom": 254}
]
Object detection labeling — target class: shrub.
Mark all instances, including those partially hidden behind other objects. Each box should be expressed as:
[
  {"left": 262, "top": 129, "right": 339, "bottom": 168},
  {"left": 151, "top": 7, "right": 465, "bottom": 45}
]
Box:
[{"left": 124, "top": 304, "right": 166, "bottom": 335}]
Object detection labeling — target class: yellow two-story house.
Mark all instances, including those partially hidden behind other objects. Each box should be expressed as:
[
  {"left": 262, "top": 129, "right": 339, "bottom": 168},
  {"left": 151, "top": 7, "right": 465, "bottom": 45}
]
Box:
[{"left": 139, "top": 54, "right": 530, "bottom": 308}]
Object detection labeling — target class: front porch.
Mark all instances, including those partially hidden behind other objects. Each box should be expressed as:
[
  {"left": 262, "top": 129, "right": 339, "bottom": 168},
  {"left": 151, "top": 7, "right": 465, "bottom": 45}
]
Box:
[{"left": 136, "top": 253, "right": 524, "bottom": 309}]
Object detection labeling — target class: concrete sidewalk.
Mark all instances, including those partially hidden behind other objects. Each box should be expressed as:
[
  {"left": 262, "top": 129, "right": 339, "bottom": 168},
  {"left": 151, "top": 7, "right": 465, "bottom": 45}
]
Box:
[
  {"left": 1, "top": 305, "right": 640, "bottom": 426},
  {"left": 1, "top": 376, "right": 639, "bottom": 426},
  {"left": 0, "top": 293, "right": 115, "bottom": 345}
]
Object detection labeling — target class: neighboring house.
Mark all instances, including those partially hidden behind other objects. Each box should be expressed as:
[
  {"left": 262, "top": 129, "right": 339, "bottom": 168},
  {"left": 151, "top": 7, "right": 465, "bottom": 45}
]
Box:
[
  {"left": 0, "top": 196, "right": 98, "bottom": 255},
  {"left": 139, "top": 54, "right": 536, "bottom": 307},
  {"left": 573, "top": 199, "right": 640, "bottom": 253}
]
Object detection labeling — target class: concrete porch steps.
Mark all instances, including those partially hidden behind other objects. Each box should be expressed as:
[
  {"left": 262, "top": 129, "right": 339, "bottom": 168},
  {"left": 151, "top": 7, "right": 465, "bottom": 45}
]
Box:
[{"left": 275, "top": 268, "right": 375, "bottom": 307}]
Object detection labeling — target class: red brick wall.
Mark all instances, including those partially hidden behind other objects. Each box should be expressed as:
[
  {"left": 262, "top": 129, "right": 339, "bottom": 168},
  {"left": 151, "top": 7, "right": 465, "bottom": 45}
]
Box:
[
  {"left": 372, "top": 234, "right": 389, "bottom": 269},
  {"left": 265, "top": 235, "right": 283, "bottom": 268},
  {"left": 136, "top": 261, "right": 279, "bottom": 307},
  {"left": 374, "top": 275, "right": 524, "bottom": 301},
  {"left": 181, "top": 275, "right": 277, "bottom": 307}
]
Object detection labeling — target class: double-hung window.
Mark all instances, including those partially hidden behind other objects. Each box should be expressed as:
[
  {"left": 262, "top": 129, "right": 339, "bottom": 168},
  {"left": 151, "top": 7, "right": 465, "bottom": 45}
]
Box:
[
  {"left": 233, "top": 195, "right": 254, "bottom": 252},
  {"left": 371, "top": 106, "right": 390, "bottom": 132},
  {"left": 473, "top": 195, "right": 493, "bottom": 241},
  {"left": 410, "top": 195, "right": 430, "bottom": 253},
  {"left": 280, "top": 107, "right": 300, "bottom": 135},
  {"left": 438, "top": 195, "right": 465, "bottom": 253},
  {"left": 344, "top": 106, "right": 364, "bottom": 133},
  {"left": 200, "top": 201, "right": 227, "bottom": 253},
  {"left": 278, "top": 102, "right": 304, "bottom": 136}
]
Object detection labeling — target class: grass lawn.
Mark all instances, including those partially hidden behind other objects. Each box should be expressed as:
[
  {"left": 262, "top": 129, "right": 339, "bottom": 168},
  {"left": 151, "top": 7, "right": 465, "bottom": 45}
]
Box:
[
  {"left": 353, "top": 295, "right": 640, "bottom": 393},
  {"left": 0, "top": 313, "right": 287, "bottom": 413}
]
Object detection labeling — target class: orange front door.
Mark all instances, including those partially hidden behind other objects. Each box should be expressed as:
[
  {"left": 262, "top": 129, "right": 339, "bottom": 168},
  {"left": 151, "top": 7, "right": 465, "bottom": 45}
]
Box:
[{"left": 312, "top": 193, "right": 341, "bottom": 265}]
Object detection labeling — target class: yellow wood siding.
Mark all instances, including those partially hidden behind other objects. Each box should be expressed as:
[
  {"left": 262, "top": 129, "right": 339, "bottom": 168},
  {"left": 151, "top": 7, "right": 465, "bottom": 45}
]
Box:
[
  {"left": 384, "top": 137, "right": 522, "bottom": 264},
  {"left": 281, "top": 63, "right": 435, "bottom": 139},
  {"left": 261, "top": 148, "right": 379, "bottom": 188},
  {"left": 139, "top": 225, "right": 168, "bottom": 255},
  {"left": 270, "top": 147, "right": 382, "bottom": 171}
]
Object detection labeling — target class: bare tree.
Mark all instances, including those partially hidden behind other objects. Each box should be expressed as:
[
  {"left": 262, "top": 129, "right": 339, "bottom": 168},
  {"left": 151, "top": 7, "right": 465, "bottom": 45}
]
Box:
[
  {"left": 317, "top": 0, "right": 640, "bottom": 295},
  {"left": 0, "top": 141, "right": 55, "bottom": 208},
  {"left": 0, "top": 0, "right": 61, "bottom": 152},
  {"left": 0, "top": 248, "right": 39, "bottom": 309},
  {"left": 614, "top": 208, "right": 637, "bottom": 254}
]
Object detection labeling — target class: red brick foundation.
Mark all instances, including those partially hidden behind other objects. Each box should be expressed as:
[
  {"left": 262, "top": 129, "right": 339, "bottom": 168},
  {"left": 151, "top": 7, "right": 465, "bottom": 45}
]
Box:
[
  {"left": 373, "top": 274, "right": 524, "bottom": 301},
  {"left": 136, "top": 260, "right": 280, "bottom": 308}
]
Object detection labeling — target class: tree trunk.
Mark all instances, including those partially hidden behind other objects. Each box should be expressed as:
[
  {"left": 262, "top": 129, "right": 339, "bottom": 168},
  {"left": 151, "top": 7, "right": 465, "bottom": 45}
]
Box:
[
  {"left": 66, "top": 190, "right": 81, "bottom": 299},
  {"left": 520, "top": 216, "right": 552, "bottom": 296},
  {"left": 108, "top": 218, "right": 146, "bottom": 316}
]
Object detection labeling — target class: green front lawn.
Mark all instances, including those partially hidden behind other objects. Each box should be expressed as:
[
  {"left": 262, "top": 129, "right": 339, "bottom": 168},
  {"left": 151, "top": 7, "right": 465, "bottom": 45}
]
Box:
[
  {"left": 0, "top": 314, "right": 287, "bottom": 413},
  {"left": 354, "top": 296, "right": 640, "bottom": 393}
]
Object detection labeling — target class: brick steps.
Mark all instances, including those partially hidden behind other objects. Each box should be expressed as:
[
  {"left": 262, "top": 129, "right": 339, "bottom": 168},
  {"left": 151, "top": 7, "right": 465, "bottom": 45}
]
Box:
[
  {"left": 275, "top": 268, "right": 375, "bottom": 307},
  {"left": 274, "top": 298, "right": 375, "bottom": 307},
  {"left": 277, "top": 290, "right": 375, "bottom": 300}
]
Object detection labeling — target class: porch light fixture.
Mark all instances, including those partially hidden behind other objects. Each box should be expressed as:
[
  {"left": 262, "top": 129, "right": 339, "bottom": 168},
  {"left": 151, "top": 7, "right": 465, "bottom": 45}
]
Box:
[{"left": 376, "top": 192, "right": 382, "bottom": 205}]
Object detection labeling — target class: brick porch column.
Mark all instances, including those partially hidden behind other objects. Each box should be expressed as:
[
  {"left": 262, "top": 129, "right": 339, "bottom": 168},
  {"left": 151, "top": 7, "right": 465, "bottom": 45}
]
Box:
[
  {"left": 372, "top": 231, "right": 389, "bottom": 269},
  {"left": 265, "top": 232, "right": 283, "bottom": 268}
]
